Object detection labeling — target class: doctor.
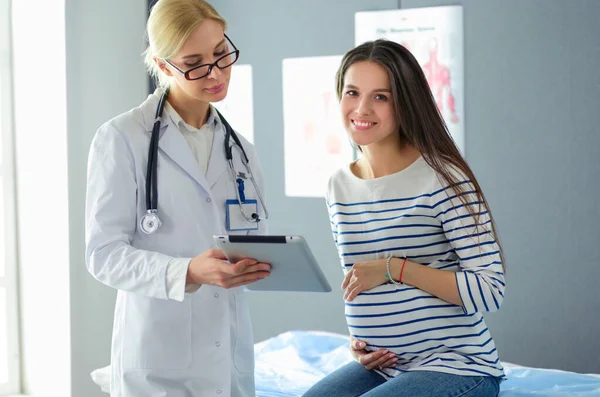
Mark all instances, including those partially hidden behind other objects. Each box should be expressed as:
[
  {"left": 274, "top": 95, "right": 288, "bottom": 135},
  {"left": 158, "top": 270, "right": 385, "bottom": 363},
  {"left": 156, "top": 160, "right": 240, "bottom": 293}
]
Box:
[{"left": 85, "top": 0, "right": 270, "bottom": 396}]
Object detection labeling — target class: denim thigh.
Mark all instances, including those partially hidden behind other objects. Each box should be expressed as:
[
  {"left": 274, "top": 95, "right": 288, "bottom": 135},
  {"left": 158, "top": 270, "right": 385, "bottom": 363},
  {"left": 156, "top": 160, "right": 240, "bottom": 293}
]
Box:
[
  {"left": 302, "top": 361, "right": 386, "bottom": 397},
  {"left": 362, "top": 371, "right": 500, "bottom": 397}
]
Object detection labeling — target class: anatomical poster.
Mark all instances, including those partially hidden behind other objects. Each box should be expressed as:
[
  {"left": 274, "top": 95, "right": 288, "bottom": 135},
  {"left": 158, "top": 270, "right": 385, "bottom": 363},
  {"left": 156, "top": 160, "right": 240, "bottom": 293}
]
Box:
[
  {"left": 355, "top": 6, "right": 465, "bottom": 153},
  {"left": 282, "top": 55, "right": 355, "bottom": 197}
]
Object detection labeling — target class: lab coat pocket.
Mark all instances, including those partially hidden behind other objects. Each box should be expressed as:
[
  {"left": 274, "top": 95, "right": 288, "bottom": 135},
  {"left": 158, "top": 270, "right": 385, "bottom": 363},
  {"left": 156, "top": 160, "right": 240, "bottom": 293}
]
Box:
[
  {"left": 124, "top": 297, "right": 192, "bottom": 370},
  {"left": 233, "top": 293, "right": 254, "bottom": 374}
]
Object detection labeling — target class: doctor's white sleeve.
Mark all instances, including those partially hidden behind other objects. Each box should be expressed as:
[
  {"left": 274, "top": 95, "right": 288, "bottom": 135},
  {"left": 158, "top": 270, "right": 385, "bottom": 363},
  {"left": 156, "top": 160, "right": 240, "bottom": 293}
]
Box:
[
  {"left": 85, "top": 124, "right": 175, "bottom": 300},
  {"left": 166, "top": 258, "right": 201, "bottom": 301}
]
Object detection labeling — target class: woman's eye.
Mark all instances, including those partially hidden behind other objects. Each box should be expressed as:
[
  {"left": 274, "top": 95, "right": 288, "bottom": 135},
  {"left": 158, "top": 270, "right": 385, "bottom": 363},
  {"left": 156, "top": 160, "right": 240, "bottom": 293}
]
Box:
[
  {"left": 214, "top": 49, "right": 226, "bottom": 57},
  {"left": 345, "top": 90, "right": 358, "bottom": 96},
  {"left": 375, "top": 94, "right": 388, "bottom": 101},
  {"left": 185, "top": 60, "right": 201, "bottom": 67}
]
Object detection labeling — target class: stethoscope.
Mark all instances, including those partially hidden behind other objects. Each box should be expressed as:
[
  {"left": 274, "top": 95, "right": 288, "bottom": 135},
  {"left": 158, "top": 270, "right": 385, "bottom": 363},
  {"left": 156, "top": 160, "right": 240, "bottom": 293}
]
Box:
[{"left": 139, "top": 88, "right": 269, "bottom": 234}]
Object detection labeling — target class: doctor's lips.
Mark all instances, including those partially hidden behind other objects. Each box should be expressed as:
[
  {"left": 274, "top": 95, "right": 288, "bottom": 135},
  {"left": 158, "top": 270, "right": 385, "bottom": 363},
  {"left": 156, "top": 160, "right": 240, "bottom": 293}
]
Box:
[
  {"left": 206, "top": 83, "right": 225, "bottom": 94},
  {"left": 351, "top": 119, "right": 377, "bottom": 130}
]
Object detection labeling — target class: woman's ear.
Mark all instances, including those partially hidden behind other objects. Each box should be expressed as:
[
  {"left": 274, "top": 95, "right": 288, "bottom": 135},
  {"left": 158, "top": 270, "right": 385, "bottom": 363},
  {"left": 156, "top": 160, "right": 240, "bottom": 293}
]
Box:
[{"left": 154, "top": 56, "right": 173, "bottom": 77}]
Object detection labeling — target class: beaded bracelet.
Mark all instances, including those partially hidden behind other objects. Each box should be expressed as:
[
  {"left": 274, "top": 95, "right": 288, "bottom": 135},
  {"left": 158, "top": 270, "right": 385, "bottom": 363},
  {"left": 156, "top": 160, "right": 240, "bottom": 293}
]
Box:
[{"left": 385, "top": 256, "right": 402, "bottom": 285}]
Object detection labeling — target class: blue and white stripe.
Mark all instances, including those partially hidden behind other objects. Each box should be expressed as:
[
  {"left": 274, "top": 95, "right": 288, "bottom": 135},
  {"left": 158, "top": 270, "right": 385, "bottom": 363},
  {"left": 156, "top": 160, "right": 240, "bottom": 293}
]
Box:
[{"left": 326, "top": 157, "right": 505, "bottom": 379}]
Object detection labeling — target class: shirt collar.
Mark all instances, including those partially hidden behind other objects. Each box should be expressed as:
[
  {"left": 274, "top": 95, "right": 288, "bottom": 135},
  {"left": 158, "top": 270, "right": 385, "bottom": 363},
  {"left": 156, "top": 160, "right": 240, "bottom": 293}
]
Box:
[
  {"left": 152, "top": 88, "right": 220, "bottom": 133},
  {"left": 164, "top": 102, "right": 219, "bottom": 133}
]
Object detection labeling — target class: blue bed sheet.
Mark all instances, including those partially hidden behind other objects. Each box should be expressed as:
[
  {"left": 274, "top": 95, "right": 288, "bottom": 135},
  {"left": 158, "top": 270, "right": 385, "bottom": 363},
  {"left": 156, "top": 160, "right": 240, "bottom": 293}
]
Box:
[{"left": 254, "top": 331, "right": 600, "bottom": 397}]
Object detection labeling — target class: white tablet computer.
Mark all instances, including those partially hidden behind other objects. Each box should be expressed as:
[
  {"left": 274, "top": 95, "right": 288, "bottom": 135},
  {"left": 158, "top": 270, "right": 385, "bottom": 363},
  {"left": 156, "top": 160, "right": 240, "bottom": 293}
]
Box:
[{"left": 213, "top": 235, "right": 332, "bottom": 292}]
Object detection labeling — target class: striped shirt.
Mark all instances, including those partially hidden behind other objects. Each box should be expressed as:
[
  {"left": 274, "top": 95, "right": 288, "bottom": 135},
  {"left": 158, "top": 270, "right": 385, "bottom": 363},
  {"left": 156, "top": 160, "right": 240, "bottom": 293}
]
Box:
[{"left": 326, "top": 156, "right": 505, "bottom": 379}]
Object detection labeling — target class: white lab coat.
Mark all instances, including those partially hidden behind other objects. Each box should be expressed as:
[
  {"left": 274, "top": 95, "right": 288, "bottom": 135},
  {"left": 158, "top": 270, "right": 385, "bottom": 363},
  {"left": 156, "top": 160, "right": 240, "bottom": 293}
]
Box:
[{"left": 85, "top": 90, "right": 267, "bottom": 397}]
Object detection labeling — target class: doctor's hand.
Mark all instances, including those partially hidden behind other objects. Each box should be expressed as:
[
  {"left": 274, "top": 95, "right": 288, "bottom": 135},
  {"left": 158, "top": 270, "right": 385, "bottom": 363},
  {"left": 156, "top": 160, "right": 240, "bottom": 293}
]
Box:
[
  {"left": 186, "top": 248, "right": 270, "bottom": 289},
  {"left": 342, "top": 260, "right": 388, "bottom": 301},
  {"left": 350, "top": 337, "right": 398, "bottom": 371}
]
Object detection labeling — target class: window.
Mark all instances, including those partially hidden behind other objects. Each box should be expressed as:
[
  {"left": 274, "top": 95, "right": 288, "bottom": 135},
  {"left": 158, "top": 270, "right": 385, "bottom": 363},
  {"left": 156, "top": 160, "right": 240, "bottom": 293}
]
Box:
[{"left": 0, "top": 0, "right": 21, "bottom": 394}]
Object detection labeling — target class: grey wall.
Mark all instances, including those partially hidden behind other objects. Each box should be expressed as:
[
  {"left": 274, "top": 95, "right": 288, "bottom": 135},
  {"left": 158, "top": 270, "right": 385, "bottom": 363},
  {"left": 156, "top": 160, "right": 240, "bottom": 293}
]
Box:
[
  {"left": 213, "top": 0, "right": 600, "bottom": 374},
  {"left": 65, "top": 0, "right": 147, "bottom": 396}
]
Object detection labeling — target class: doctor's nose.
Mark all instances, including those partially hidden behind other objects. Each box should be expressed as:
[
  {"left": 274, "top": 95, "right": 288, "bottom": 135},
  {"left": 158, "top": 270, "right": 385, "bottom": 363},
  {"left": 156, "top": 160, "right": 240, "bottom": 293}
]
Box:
[{"left": 207, "top": 65, "right": 223, "bottom": 80}]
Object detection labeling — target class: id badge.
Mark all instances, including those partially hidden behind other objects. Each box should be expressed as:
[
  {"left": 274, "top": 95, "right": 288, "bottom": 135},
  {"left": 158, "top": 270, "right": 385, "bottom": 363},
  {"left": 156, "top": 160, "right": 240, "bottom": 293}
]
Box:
[{"left": 226, "top": 199, "right": 259, "bottom": 231}]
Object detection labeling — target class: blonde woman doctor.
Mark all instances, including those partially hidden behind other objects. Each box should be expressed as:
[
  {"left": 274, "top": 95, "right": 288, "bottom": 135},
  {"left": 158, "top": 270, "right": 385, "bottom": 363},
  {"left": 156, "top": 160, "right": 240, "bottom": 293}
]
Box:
[{"left": 85, "top": 1, "right": 270, "bottom": 396}]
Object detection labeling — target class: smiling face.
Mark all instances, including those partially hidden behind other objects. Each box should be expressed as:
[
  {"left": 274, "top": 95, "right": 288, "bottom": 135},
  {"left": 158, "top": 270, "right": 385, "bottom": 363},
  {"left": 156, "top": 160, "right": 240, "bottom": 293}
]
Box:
[
  {"left": 339, "top": 61, "right": 398, "bottom": 149},
  {"left": 157, "top": 18, "right": 233, "bottom": 103}
]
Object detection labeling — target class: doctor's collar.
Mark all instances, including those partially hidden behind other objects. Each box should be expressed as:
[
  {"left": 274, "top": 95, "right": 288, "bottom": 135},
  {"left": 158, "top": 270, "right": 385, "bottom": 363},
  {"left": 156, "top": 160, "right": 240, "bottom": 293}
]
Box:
[
  {"left": 153, "top": 88, "right": 219, "bottom": 132},
  {"left": 164, "top": 102, "right": 218, "bottom": 133}
]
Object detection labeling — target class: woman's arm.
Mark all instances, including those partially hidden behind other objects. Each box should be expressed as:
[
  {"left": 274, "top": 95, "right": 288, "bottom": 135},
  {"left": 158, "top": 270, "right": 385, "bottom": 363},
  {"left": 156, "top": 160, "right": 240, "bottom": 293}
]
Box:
[
  {"left": 394, "top": 181, "right": 505, "bottom": 313},
  {"left": 389, "top": 258, "right": 462, "bottom": 305}
]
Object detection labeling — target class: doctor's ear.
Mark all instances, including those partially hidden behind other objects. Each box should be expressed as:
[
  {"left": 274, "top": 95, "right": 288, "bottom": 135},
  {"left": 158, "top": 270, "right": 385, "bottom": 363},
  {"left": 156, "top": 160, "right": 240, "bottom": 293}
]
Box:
[{"left": 154, "top": 57, "right": 174, "bottom": 77}]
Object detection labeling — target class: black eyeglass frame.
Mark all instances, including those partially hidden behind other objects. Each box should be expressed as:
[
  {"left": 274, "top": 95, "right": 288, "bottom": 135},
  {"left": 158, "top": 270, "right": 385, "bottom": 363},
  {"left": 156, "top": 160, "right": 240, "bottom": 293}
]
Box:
[{"left": 163, "top": 34, "right": 239, "bottom": 81}]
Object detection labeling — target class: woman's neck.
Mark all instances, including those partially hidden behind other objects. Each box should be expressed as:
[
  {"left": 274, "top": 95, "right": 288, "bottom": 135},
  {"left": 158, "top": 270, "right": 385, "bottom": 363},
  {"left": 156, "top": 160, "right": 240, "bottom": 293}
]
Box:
[
  {"left": 355, "top": 140, "right": 421, "bottom": 179},
  {"left": 166, "top": 85, "right": 211, "bottom": 129}
]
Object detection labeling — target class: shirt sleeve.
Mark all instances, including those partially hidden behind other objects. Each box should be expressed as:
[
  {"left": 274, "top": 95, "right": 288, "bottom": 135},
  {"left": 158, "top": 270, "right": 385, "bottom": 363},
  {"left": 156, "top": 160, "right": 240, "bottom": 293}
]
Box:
[
  {"left": 433, "top": 178, "right": 505, "bottom": 315},
  {"left": 325, "top": 199, "right": 339, "bottom": 248}
]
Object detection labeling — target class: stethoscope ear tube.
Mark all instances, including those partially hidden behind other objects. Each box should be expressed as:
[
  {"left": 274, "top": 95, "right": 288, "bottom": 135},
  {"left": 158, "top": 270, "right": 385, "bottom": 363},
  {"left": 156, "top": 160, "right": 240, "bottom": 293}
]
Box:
[
  {"left": 146, "top": 88, "right": 170, "bottom": 212},
  {"left": 141, "top": 88, "right": 169, "bottom": 234},
  {"left": 215, "top": 107, "right": 249, "bottom": 163},
  {"left": 141, "top": 88, "right": 268, "bottom": 234}
]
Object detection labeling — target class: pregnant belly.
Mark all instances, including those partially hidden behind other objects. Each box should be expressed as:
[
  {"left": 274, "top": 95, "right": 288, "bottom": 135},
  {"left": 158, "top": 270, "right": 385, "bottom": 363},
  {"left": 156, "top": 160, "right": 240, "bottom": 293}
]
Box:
[{"left": 344, "top": 284, "right": 463, "bottom": 354}]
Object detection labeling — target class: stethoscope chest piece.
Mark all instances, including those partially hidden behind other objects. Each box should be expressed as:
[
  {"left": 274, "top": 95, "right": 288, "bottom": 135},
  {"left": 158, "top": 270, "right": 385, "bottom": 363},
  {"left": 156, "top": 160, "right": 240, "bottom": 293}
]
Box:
[{"left": 140, "top": 210, "right": 162, "bottom": 235}]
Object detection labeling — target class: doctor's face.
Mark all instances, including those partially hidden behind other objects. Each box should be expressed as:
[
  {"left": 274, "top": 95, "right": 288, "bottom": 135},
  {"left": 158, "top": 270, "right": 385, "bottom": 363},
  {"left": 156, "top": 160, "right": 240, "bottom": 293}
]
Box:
[
  {"left": 340, "top": 61, "right": 397, "bottom": 148},
  {"left": 162, "top": 19, "right": 235, "bottom": 103}
]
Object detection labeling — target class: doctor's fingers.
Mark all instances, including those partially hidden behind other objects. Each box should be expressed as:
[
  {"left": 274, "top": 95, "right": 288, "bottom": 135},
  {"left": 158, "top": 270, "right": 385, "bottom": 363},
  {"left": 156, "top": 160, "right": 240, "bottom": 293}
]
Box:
[
  {"left": 224, "top": 271, "right": 270, "bottom": 289},
  {"left": 229, "top": 258, "right": 271, "bottom": 275},
  {"left": 205, "top": 248, "right": 227, "bottom": 260}
]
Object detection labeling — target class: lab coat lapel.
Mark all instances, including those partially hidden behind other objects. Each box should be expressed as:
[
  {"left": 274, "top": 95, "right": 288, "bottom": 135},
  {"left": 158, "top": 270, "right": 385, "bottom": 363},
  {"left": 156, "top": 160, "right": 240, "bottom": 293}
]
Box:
[
  {"left": 205, "top": 122, "right": 228, "bottom": 188},
  {"left": 158, "top": 123, "right": 211, "bottom": 191}
]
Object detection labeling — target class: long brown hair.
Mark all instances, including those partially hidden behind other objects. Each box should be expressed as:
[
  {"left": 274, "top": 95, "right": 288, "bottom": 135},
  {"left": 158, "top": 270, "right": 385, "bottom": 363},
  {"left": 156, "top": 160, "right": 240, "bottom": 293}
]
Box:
[{"left": 336, "top": 39, "right": 505, "bottom": 270}]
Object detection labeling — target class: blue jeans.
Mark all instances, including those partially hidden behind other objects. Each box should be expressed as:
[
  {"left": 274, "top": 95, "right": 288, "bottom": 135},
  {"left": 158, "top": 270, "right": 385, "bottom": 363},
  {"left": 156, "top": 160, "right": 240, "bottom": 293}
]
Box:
[{"left": 302, "top": 361, "right": 500, "bottom": 397}]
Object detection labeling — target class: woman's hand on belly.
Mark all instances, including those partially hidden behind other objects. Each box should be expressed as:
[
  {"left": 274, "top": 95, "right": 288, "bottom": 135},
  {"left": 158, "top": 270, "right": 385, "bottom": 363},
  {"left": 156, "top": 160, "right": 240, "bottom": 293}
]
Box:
[
  {"left": 343, "top": 260, "right": 388, "bottom": 301},
  {"left": 350, "top": 336, "right": 398, "bottom": 370}
]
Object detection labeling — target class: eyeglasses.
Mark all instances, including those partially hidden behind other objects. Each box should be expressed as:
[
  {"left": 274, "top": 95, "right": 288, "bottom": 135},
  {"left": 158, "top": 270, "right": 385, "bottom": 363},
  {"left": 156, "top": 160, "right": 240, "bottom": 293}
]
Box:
[{"left": 164, "top": 34, "right": 239, "bottom": 81}]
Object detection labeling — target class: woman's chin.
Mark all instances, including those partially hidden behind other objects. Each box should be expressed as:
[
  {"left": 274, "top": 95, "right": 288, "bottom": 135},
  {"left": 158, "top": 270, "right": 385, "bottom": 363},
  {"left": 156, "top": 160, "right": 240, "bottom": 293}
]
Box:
[
  {"left": 350, "top": 137, "right": 373, "bottom": 148},
  {"left": 207, "top": 89, "right": 228, "bottom": 103}
]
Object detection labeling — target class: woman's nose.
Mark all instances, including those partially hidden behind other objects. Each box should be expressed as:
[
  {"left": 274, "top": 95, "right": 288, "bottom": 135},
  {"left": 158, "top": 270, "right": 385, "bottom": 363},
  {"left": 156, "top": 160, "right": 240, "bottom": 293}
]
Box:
[{"left": 355, "top": 98, "right": 372, "bottom": 116}]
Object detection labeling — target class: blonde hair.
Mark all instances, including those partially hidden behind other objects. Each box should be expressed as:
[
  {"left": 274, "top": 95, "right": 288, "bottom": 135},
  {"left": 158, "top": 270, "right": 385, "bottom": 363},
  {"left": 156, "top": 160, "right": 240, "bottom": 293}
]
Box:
[{"left": 143, "top": 0, "right": 227, "bottom": 88}]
